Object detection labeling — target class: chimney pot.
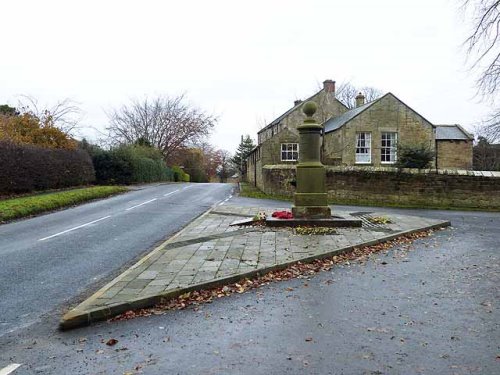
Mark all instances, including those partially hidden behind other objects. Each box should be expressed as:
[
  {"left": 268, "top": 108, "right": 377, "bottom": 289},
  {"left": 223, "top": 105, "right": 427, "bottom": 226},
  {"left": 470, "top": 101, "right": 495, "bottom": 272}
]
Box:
[
  {"left": 323, "top": 79, "right": 336, "bottom": 94},
  {"left": 355, "top": 92, "right": 365, "bottom": 107}
]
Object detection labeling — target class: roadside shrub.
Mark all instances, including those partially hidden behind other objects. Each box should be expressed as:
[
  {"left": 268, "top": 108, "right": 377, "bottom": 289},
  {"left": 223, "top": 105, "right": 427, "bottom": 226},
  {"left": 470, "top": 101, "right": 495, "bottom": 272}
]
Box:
[
  {"left": 92, "top": 150, "right": 133, "bottom": 184},
  {"left": 172, "top": 166, "right": 190, "bottom": 182},
  {"left": 92, "top": 144, "right": 174, "bottom": 185},
  {"left": 395, "top": 144, "right": 435, "bottom": 169},
  {"left": 0, "top": 141, "right": 95, "bottom": 194}
]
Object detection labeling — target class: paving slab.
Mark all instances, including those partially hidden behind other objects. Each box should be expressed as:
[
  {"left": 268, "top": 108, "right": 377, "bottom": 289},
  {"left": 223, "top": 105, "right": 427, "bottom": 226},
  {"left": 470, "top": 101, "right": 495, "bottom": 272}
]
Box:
[{"left": 60, "top": 205, "right": 450, "bottom": 329}]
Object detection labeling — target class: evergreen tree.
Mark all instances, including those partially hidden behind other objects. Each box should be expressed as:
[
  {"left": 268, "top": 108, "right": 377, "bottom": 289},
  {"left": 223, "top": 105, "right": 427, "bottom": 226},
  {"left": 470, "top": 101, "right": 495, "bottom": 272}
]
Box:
[
  {"left": 0, "top": 104, "right": 19, "bottom": 116},
  {"left": 231, "top": 135, "right": 256, "bottom": 175}
]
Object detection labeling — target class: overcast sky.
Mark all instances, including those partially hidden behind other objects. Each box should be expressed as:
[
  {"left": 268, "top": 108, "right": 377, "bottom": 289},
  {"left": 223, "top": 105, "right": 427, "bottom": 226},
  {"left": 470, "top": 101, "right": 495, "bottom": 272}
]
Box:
[{"left": 0, "top": 0, "right": 492, "bottom": 152}]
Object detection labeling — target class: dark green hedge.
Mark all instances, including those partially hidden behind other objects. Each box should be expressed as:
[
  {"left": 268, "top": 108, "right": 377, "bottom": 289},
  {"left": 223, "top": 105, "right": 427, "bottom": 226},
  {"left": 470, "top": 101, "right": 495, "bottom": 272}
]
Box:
[
  {"left": 91, "top": 145, "right": 176, "bottom": 184},
  {"left": 0, "top": 141, "right": 95, "bottom": 194}
]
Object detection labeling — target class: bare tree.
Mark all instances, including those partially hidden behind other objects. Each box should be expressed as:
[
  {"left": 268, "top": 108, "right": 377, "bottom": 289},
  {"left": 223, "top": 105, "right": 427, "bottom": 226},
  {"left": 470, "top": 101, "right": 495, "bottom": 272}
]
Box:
[
  {"left": 462, "top": 0, "right": 500, "bottom": 141},
  {"left": 106, "top": 95, "right": 216, "bottom": 162},
  {"left": 463, "top": 0, "right": 500, "bottom": 96},
  {"left": 479, "top": 111, "right": 500, "bottom": 141},
  {"left": 17, "top": 95, "right": 83, "bottom": 135},
  {"left": 336, "top": 82, "right": 383, "bottom": 109},
  {"left": 473, "top": 135, "right": 500, "bottom": 169},
  {"left": 216, "top": 149, "right": 234, "bottom": 182}
]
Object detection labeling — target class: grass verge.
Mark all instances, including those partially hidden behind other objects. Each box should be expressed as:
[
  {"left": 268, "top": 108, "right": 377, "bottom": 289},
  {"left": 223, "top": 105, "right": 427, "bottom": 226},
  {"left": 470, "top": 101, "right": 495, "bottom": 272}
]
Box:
[
  {"left": 0, "top": 186, "right": 128, "bottom": 222},
  {"left": 239, "top": 182, "right": 291, "bottom": 201}
]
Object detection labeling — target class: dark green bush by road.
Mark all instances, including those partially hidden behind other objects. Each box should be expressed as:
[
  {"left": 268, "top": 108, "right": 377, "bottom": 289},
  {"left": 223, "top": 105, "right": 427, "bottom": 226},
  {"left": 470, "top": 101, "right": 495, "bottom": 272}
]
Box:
[
  {"left": 0, "top": 141, "right": 95, "bottom": 194},
  {"left": 87, "top": 144, "right": 182, "bottom": 185}
]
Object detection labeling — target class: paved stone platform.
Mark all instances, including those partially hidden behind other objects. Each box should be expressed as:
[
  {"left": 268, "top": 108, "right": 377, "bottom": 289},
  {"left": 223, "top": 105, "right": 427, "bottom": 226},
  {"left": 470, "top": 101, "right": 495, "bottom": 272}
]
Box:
[{"left": 60, "top": 205, "right": 450, "bottom": 329}]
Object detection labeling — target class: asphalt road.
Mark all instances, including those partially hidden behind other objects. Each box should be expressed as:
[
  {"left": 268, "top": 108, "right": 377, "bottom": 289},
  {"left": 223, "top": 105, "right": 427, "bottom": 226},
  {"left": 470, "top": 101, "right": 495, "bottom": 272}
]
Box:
[
  {"left": 0, "top": 182, "right": 233, "bottom": 338},
  {"left": 0, "top": 196, "right": 498, "bottom": 374}
]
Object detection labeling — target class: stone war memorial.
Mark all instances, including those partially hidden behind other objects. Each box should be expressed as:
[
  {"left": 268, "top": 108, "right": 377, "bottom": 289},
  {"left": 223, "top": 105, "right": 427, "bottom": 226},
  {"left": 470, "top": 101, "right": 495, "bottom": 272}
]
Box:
[{"left": 266, "top": 101, "right": 362, "bottom": 228}]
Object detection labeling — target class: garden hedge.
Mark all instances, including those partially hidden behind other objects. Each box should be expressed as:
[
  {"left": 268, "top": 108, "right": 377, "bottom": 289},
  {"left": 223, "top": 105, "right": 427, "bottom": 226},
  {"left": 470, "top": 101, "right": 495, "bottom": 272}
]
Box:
[{"left": 0, "top": 141, "right": 95, "bottom": 194}]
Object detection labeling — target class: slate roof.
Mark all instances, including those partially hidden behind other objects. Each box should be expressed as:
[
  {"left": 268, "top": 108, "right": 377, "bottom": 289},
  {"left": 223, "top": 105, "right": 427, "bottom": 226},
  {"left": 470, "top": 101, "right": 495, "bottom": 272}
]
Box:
[
  {"left": 435, "top": 125, "right": 473, "bottom": 140},
  {"left": 258, "top": 88, "right": 348, "bottom": 134},
  {"left": 323, "top": 96, "right": 382, "bottom": 133},
  {"left": 323, "top": 92, "right": 438, "bottom": 134}
]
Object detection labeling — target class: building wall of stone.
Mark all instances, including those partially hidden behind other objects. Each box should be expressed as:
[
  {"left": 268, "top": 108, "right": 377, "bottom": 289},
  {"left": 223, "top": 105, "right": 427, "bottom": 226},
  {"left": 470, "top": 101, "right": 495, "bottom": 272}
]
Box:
[
  {"left": 246, "top": 153, "right": 256, "bottom": 185},
  {"left": 436, "top": 140, "right": 473, "bottom": 169},
  {"left": 323, "top": 94, "right": 435, "bottom": 167},
  {"left": 255, "top": 159, "right": 263, "bottom": 190},
  {"left": 257, "top": 89, "right": 348, "bottom": 145},
  {"left": 259, "top": 128, "right": 300, "bottom": 167},
  {"left": 322, "top": 129, "right": 343, "bottom": 165},
  {"left": 260, "top": 166, "right": 500, "bottom": 210}
]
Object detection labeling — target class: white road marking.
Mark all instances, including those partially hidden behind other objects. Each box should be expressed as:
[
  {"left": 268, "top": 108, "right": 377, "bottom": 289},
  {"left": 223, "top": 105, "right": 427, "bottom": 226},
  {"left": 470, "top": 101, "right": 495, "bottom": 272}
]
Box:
[
  {"left": 125, "top": 198, "right": 158, "bottom": 211},
  {"left": 183, "top": 185, "right": 192, "bottom": 190},
  {"left": 218, "top": 196, "right": 232, "bottom": 206},
  {"left": 163, "top": 189, "right": 180, "bottom": 197},
  {"left": 0, "top": 363, "right": 22, "bottom": 375},
  {"left": 39, "top": 216, "right": 112, "bottom": 241}
]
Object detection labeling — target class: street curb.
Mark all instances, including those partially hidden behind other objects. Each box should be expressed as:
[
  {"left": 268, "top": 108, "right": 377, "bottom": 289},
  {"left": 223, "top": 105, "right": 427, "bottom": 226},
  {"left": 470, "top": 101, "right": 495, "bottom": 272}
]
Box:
[{"left": 59, "top": 217, "right": 450, "bottom": 330}]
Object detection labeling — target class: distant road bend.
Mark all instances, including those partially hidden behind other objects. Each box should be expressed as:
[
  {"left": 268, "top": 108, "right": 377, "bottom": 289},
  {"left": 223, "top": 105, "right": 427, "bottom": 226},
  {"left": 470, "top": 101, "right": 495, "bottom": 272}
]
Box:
[{"left": 0, "top": 182, "right": 233, "bottom": 337}]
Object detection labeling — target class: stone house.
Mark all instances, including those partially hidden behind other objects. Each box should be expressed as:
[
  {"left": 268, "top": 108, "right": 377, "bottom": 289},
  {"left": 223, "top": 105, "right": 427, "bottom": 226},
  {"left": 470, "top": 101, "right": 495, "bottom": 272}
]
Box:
[{"left": 247, "top": 80, "right": 473, "bottom": 188}]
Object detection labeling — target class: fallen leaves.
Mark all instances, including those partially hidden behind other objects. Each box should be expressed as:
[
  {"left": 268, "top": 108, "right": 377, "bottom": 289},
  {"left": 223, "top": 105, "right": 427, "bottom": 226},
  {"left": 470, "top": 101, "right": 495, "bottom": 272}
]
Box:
[
  {"left": 106, "top": 338, "right": 118, "bottom": 346},
  {"left": 367, "top": 216, "right": 392, "bottom": 224},
  {"left": 110, "top": 230, "right": 434, "bottom": 323},
  {"left": 295, "top": 226, "right": 337, "bottom": 236}
]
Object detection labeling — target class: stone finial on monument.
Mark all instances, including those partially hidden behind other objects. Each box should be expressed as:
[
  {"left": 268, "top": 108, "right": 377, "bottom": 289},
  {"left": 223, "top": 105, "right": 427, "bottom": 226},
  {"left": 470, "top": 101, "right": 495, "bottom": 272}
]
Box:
[{"left": 291, "top": 101, "right": 332, "bottom": 219}]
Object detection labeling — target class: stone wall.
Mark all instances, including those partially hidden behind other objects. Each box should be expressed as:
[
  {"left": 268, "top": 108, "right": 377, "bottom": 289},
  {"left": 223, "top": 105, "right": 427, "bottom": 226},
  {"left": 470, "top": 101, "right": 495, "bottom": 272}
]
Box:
[
  {"left": 436, "top": 140, "right": 473, "bottom": 169},
  {"left": 260, "top": 166, "right": 500, "bottom": 210}
]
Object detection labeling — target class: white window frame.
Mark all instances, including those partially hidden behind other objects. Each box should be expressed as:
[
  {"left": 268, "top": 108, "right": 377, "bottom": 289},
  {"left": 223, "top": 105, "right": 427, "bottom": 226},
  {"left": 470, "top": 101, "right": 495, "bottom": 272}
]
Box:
[
  {"left": 281, "top": 143, "right": 299, "bottom": 162},
  {"left": 355, "top": 132, "right": 372, "bottom": 164},
  {"left": 381, "top": 132, "right": 397, "bottom": 164}
]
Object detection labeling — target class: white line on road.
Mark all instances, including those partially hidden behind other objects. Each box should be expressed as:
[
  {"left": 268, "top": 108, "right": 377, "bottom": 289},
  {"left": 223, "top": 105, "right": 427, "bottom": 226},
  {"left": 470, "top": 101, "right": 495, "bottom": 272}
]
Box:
[
  {"left": 163, "top": 189, "right": 180, "bottom": 197},
  {"left": 218, "top": 195, "right": 232, "bottom": 206},
  {"left": 0, "top": 363, "right": 22, "bottom": 375},
  {"left": 125, "top": 198, "right": 158, "bottom": 211},
  {"left": 39, "top": 216, "right": 112, "bottom": 241},
  {"left": 183, "top": 185, "right": 192, "bottom": 190}
]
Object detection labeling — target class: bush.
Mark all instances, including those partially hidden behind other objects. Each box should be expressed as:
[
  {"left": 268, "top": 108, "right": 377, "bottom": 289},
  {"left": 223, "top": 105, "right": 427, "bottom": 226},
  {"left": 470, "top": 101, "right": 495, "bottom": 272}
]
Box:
[
  {"left": 92, "top": 144, "right": 175, "bottom": 185},
  {"left": 395, "top": 145, "right": 435, "bottom": 169},
  {"left": 0, "top": 141, "right": 95, "bottom": 194},
  {"left": 172, "top": 166, "right": 190, "bottom": 182}
]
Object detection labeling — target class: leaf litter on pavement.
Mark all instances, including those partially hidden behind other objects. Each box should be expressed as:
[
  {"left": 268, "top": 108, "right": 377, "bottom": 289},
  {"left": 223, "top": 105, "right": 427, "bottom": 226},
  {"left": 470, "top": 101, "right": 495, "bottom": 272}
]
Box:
[{"left": 110, "top": 229, "right": 437, "bottom": 323}]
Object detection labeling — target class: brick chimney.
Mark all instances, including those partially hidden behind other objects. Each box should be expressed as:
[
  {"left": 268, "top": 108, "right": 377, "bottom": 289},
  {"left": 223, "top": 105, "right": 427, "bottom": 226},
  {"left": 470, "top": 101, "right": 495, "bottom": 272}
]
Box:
[
  {"left": 323, "top": 79, "right": 335, "bottom": 94},
  {"left": 294, "top": 99, "right": 303, "bottom": 106},
  {"left": 355, "top": 92, "right": 365, "bottom": 107}
]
